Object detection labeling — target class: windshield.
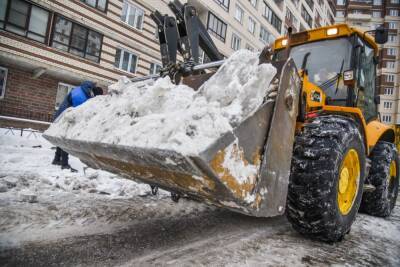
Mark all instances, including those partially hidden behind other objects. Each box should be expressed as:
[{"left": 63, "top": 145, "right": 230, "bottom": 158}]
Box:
[{"left": 276, "top": 38, "right": 352, "bottom": 103}]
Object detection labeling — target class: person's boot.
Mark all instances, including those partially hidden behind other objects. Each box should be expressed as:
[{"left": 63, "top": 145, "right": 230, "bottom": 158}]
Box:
[{"left": 61, "top": 164, "right": 78, "bottom": 173}]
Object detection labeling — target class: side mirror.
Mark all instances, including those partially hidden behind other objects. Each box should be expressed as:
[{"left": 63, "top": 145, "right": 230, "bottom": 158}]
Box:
[
  {"left": 375, "top": 27, "right": 388, "bottom": 44},
  {"left": 374, "top": 95, "right": 381, "bottom": 105}
]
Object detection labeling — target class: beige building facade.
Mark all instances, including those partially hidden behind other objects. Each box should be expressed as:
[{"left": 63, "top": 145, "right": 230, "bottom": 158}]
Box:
[
  {"left": 334, "top": 0, "right": 400, "bottom": 125},
  {"left": 0, "top": 0, "right": 163, "bottom": 122},
  {"left": 169, "top": 0, "right": 335, "bottom": 58}
]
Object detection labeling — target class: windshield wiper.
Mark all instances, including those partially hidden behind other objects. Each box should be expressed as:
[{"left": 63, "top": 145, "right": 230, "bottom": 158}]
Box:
[
  {"left": 335, "top": 59, "right": 345, "bottom": 94},
  {"left": 301, "top": 52, "right": 311, "bottom": 72},
  {"left": 318, "top": 59, "right": 345, "bottom": 94}
]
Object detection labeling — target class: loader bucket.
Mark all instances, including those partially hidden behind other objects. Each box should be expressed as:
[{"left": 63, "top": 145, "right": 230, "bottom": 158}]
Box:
[{"left": 44, "top": 59, "right": 301, "bottom": 217}]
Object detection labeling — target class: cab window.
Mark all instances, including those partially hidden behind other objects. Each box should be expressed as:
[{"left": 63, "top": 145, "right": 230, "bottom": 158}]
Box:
[{"left": 354, "top": 38, "right": 377, "bottom": 122}]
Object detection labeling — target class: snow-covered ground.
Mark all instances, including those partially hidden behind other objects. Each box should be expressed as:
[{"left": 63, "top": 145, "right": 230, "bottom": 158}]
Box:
[
  {"left": 1, "top": 128, "right": 399, "bottom": 266},
  {"left": 0, "top": 128, "right": 169, "bottom": 246}
]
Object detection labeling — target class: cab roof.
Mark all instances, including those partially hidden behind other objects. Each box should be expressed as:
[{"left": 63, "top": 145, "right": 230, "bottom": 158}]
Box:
[{"left": 273, "top": 24, "right": 379, "bottom": 55}]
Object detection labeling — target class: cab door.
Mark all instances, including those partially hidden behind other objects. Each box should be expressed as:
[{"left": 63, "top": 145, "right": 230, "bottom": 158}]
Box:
[{"left": 354, "top": 37, "right": 378, "bottom": 122}]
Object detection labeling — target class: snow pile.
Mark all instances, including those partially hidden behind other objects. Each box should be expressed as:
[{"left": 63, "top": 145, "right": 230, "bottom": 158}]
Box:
[
  {"left": 222, "top": 140, "right": 259, "bottom": 204},
  {"left": 222, "top": 140, "right": 258, "bottom": 184},
  {"left": 0, "top": 128, "right": 155, "bottom": 200},
  {"left": 45, "top": 50, "right": 276, "bottom": 155}
]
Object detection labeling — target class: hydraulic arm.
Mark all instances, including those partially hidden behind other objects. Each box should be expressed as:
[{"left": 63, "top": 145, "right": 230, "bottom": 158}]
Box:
[{"left": 146, "top": 0, "right": 222, "bottom": 83}]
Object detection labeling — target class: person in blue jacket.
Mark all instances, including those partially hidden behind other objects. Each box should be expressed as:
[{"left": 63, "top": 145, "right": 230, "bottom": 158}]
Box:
[{"left": 52, "top": 81, "right": 103, "bottom": 172}]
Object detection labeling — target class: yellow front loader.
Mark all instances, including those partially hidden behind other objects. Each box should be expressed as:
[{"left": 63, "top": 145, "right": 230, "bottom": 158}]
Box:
[{"left": 44, "top": 1, "right": 400, "bottom": 242}]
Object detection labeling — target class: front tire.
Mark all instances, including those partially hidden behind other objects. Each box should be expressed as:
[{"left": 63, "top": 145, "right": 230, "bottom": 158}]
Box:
[
  {"left": 287, "top": 115, "right": 366, "bottom": 242},
  {"left": 360, "top": 141, "right": 399, "bottom": 217}
]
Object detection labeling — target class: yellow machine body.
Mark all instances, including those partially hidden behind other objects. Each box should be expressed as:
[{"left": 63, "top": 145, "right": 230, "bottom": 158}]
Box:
[
  {"left": 273, "top": 24, "right": 396, "bottom": 155},
  {"left": 45, "top": 24, "right": 395, "bottom": 219}
]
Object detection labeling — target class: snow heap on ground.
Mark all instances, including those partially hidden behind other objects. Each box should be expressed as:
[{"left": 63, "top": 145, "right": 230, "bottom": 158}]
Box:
[
  {"left": 0, "top": 128, "right": 153, "bottom": 200},
  {"left": 45, "top": 50, "right": 277, "bottom": 155}
]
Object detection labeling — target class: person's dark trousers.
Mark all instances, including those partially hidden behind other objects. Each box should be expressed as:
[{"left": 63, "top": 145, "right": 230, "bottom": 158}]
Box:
[
  {"left": 53, "top": 147, "right": 69, "bottom": 166},
  {"left": 52, "top": 147, "right": 62, "bottom": 165},
  {"left": 60, "top": 149, "right": 69, "bottom": 167}
]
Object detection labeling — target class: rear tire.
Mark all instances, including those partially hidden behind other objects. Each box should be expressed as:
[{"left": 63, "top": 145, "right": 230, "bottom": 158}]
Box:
[
  {"left": 360, "top": 142, "right": 399, "bottom": 217},
  {"left": 287, "top": 115, "right": 366, "bottom": 242}
]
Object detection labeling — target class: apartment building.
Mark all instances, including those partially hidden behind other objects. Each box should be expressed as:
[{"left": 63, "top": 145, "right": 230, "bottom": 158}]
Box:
[
  {"left": 0, "top": 0, "right": 335, "bottom": 124},
  {"left": 0, "top": 0, "right": 166, "bottom": 123},
  {"left": 334, "top": 0, "right": 400, "bottom": 124},
  {"left": 181, "top": 0, "right": 335, "bottom": 59}
]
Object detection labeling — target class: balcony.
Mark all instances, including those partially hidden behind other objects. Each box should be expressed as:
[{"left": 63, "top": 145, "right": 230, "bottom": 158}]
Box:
[
  {"left": 348, "top": 0, "right": 373, "bottom": 6},
  {"left": 347, "top": 13, "right": 372, "bottom": 21}
]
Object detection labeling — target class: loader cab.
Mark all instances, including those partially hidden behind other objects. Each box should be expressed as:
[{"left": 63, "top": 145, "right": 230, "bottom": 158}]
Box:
[
  {"left": 352, "top": 36, "right": 378, "bottom": 122},
  {"left": 273, "top": 25, "right": 380, "bottom": 122}
]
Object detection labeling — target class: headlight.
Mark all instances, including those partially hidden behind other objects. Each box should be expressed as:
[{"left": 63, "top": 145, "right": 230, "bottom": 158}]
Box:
[{"left": 327, "top": 28, "right": 338, "bottom": 36}]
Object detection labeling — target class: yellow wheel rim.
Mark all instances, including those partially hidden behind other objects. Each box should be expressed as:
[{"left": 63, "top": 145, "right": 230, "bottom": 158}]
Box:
[
  {"left": 338, "top": 149, "right": 360, "bottom": 215},
  {"left": 389, "top": 161, "right": 396, "bottom": 184}
]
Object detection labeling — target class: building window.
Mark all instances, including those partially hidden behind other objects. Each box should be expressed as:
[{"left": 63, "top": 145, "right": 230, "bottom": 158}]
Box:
[
  {"left": 80, "top": 0, "right": 107, "bottom": 12},
  {"left": 234, "top": 5, "right": 244, "bottom": 24},
  {"left": 0, "top": 66, "right": 8, "bottom": 99},
  {"left": 260, "top": 26, "right": 273, "bottom": 44},
  {"left": 114, "top": 48, "right": 138, "bottom": 74},
  {"left": 386, "top": 61, "right": 395, "bottom": 69},
  {"left": 0, "top": 0, "right": 50, "bottom": 43},
  {"left": 150, "top": 63, "right": 161, "bottom": 75},
  {"left": 154, "top": 28, "right": 159, "bottom": 40},
  {"left": 372, "top": 11, "right": 381, "bottom": 18},
  {"left": 388, "top": 22, "right": 397, "bottom": 29},
  {"left": 391, "top": 0, "right": 399, "bottom": 3},
  {"left": 51, "top": 15, "right": 103, "bottom": 62},
  {"left": 249, "top": 0, "right": 257, "bottom": 7},
  {"left": 231, "top": 33, "right": 241, "bottom": 51},
  {"left": 384, "top": 87, "right": 394, "bottom": 95},
  {"left": 121, "top": 1, "right": 144, "bottom": 30},
  {"left": 301, "top": 5, "right": 313, "bottom": 28},
  {"left": 336, "top": 11, "right": 345, "bottom": 17},
  {"left": 286, "top": 9, "right": 299, "bottom": 26},
  {"left": 207, "top": 12, "right": 227, "bottom": 42},
  {"left": 262, "top": 2, "right": 282, "bottom": 33},
  {"left": 389, "top": 9, "right": 399, "bottom": 17},
  {"left": 384, "top": 101, "right": 393, "bottom": 109},
  {"left": 337, "top": 0, "right": 346, "bottom": 5},
  {"left": 55, "top": 83, "right": 75, "bottom": 110},
  {"left": 248, "top": 16, "right": 256, "bottom": 35},
  {"left": 382, "top": 115, "right": 392, "bottom": 123},
  {"left": 214, "top": 0, "right": 230, "bottom": 11},
  {"left": 388, "top": 35, "right": 397, "bottom": 43},
  {"left": 373, "top": 0, "right": 382, "bottom": 5},
  {"left": 386, "top": 74, "right": 395, "bottom": 83},
  {"left": 387, "top": 48, "right": 397, "bottom": 56},
  {"left": 292, "top": 16, "right": 298, "bottom": 27}
]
